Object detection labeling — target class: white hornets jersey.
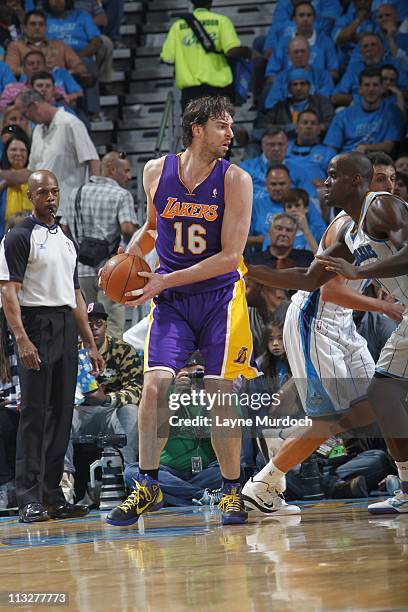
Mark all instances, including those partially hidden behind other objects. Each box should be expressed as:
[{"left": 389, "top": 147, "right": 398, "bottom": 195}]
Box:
[{"left": 344, "top": 191, "right": 408, "bottom": 304}]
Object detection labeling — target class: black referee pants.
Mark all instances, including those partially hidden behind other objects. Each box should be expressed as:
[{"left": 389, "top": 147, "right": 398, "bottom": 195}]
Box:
[{"left": 15, "top": 307, "right": 78, "bottom": 507}]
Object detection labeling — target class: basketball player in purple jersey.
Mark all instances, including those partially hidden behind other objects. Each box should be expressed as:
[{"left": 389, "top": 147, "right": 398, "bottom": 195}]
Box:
[{"left": 106, "top": 97, "right": 259, "bottom": 526}]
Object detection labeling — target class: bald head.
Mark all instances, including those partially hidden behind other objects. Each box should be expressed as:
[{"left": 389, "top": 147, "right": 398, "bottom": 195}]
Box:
[
  {"left": 101, "top": 151, "right": 131, "bottom": 186},
  {"left": 28, "top": 169, "right": 59, "bottom": 190},
  {"left": 334, "top": 152, "right": 374, "bottom": 183}
]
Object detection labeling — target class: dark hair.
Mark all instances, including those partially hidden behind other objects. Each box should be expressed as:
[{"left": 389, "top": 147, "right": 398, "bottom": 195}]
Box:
[
  {"left": 0, "top": 136, "right": 30, "bottom": 170},
  {"left": 24, "top": 9, "right": 46, "bottom": 25},
  {"left": 380, "top": 63, "right": 399, "bottom": 78},
  {"left": 297, "top": 109, "right": 319, "bottom": 124},
  {"left": 23, "top": 50, "right": 46, "bottom": 66},
  {"left": 181, "top": 96, "right": 234, "bottom": 148},
  {"left": 43, "top": 0, "right": 74, "bottom": 12},
  {"left": 262, "top": 126, "right": 288, "bottom": 139},
  {"left": 266, "top": 163, "right": 290, "bottom": 178},
  {"left": 359, "top": 66, "right": 382, "bottom": 84},
  {"left": 366, "top": 151, "right": 395, "bottom": 168},
  {"left": 191, "top": 0, "right": 212, "bottom": 7},
  {"left": 31, "top": 70, "right": 55, "bottom": 86},
  {"left": 257, "top": 301, "right": 291, "bottom": 385},
  {"left": 396, "top": 171, "right": 408, "bottom": 190},
  {"left": 293, "top": 1, "right": 315, "bottom": 18},
  {"left": 283, "top": 187, "right": 309, "bottom": 208}
]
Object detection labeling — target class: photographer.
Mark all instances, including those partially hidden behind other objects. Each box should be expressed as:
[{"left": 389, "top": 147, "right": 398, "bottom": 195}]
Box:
[
  {"left": 124, "top": 353, "right": 222, "bottom": 506},
  {"left": 64, "top": 302, "right": 142, "bottom": 500}
]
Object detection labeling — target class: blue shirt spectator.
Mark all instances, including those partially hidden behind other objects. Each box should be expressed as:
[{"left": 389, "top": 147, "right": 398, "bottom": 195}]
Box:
[
  {"left": 45, "top": 8, "right": 101, "bottom": 54},
  {"left": 265, "top": 68, "right": 334, "bottom": 110},
  {"left": 372, "top": 0, "right": 408, "bottom": 20},
  {"left": 52, "top": 67, "right": 81, "bottom": 96},
  {"left": 264, "top": 0, "right": 342, "bottom": 49},
  {"left": 332, "top": 1, "right": 378, "bottom": 63},
  {"left": 240, "top": 151, "right": 304, "bottom": 196},
  {"left": 324, "top": 69, "right": 404, "bottom": 153},
  {"left": 0, "top": 60, "right": 16, "bottom": 94},
  {"left": 266, "top": 31, "right": 339, "bottom": 78}
]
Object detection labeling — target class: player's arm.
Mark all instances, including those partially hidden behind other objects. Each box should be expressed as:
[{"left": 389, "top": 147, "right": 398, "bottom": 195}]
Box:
[
  {"left": 126, "top": 158, "right": 160, "bottom": 257},
  {"left": 125, "top": 165, "right": 253, "bottom": 304},
  {"left": 247, "top": 230, "right": 352, "bottom": 292},
  {"left": 320, "top": 281, "right": 405, "bottom": 321},
  {"left": 317, "top": 196, "right": 408, "bottom": 279}
]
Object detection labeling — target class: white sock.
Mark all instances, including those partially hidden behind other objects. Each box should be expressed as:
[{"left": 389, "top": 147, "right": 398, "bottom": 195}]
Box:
[
  {"left": 253, "top": 460, "right": 286, "bottom": 487},
  {"left": 396, "top": 460, "right": 408, "bottom": 483}
]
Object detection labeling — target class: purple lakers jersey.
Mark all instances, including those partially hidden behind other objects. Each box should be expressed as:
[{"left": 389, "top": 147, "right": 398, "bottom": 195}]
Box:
[{"left": 153, "top": 153, "right": 245, "bottom": 293}]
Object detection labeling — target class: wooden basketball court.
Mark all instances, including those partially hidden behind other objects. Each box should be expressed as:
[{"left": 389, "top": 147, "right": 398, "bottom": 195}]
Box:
[{"left": 1, "top": 500, "right": 408, "bottom": 611}]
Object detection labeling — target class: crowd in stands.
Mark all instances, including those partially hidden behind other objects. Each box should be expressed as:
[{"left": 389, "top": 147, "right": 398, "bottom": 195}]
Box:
[{"left": 0, "top": 0, "right": 407, "bottom": 510}]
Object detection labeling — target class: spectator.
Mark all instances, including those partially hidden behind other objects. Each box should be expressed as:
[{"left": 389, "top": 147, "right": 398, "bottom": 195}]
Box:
[
  {"left": 375, "top": 3, "right": 408, "bottom": 58},
  {"left": 101, "top": 0, "right": 126, "bottom": 48},
  {"left": 246, "top": 278, "right": 289, "bottom": 358},
  {"left": 249, "top": 157, "right": 326, "bottom": 253},
  {"left": 5, "top": 10, "right": 88, "bottom": 82},
  {"left": 0, "top": 60, "right": 16, "bottom": 94},
  {"left": 11, "top": 89, "right": 100, "bottom": 218},
  {"left": 0, "top": 5, "right": 20, "bottom": 57},
  {"left": 248, "top": 212, "right": 314, "bottom": 270},
  {"left": 324, "top": 67, "right": 404, "bottom": 153},
  {"left": 265, "top": 2, "right": 339, "bottom": 83},
  {"left": 64, "top": 301, "right": 141, "bottom": 498},
  {"left": 256, "top": 68, "right": 335, "bottom": 138},
  {"left": 0, "top": 50, "right": 69, "bottom": 111},
  {"left": 282, "top": 188, "right": 321, "bottom": 253},
  {"left": 0, "top": 136, "right": 32, "bottom": 239},
  {"left": 160, "top": 0, "right": 251, "bottom": 110},
  {"left": 333, "top": 0, "right": 377, "bottom": 61},
  {"left": 263, "top": 0, "right": 342, "bottom": 53},
  {"left": 124, "top": 354, "right": 223, "bottom": 507},
  {"left": 366, "top": 151, "right": 396, "bottom": 192},
  {"left": 286, "top": 109, "right": 336, "bottom": 201},
  {"left": 239, "top": 127, "right": 303, "bottom": 196},
  {"left": 380, "top": 64, "right": 406, "bottom": 120},
  {"left": 394, "top": 171, "right": 408, "bottom": 200},
  {"left": 31, "top": 70, "right": 80, "bottom": 110},
  {"left": 395, "top": 155, "right": 408, "bottom": 174},
  {"left": 332, "top": 32, "right": 408, "bottom": 107},
  {"left": 42, "top": 0, "right": 103, "bottom": 121},
  {"left": 247, "top": 164, "right": 292, "bottom": 250},
  {"left": 1, "top": 104, "right": 31, "bottom": 137},
  {"left": 69, "top": 0, "right": 116, "bottom": 83},
  {"left": 60, "top": 151, "right": 137, "bottom": 338},
  {"left": 264, "top": 37, "right": 334, "bottom": 110},
  {"left": 0, "top": 124, "right": 30, "bottom": 163}
]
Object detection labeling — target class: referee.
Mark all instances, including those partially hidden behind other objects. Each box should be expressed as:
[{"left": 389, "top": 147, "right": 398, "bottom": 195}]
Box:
[{"left": 0, "top": 170, "right": 104, "bottom": 523}]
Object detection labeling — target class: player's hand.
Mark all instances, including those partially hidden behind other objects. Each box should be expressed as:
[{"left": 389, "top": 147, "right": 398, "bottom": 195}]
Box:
[
  {"left": 355, "top": 144, "right": 367, "bottom": 153},
  {"left": 381, "top": 301, "right": 406, "bottom": 322},
  {"left": 315, "top": 255, "right": 360, "bottom": 279},
  {"left": 17, "top": 337, "right": 41, "bottom": 370},
  {"left": 88, "top": 346, "right": 105, "bottom": 376},
  {"left": 124, "top": 271, "right": 167, "bottom": 306}
]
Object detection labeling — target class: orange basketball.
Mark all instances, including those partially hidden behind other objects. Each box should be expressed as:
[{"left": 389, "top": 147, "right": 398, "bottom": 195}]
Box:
[{"left": 99, "top": 253, "right": 151, "bottom": 304}]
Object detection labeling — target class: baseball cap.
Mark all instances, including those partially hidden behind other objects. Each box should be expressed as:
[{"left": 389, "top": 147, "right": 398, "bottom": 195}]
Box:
[
  {"left": 87, "top": 302, "right": 108, "bottom": 319},
  {"left": 288, "top": 68, "right": 312, "bottom": 84}
]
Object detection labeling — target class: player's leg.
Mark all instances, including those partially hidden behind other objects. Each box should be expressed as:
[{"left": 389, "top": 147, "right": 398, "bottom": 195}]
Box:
[
  {"left": 365, "top": 320, "right": 408, "bottom": 513},
  {"left": 107, "top": 295, "right": 195, "bottom": 526},
  {"left": 200, "top": 279, "right": 259, "bottom": 524},
  {"left": 243, "top": 304, "right": 375, "bottom": 514}
]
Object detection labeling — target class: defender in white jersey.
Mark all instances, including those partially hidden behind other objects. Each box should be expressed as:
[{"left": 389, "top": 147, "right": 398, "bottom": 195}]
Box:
[
  {"left": 317, "top": 153, "right": 408, "bottom": 514},
  {"left": 242, "top": 154, "right": 404, "bottom": 514}
]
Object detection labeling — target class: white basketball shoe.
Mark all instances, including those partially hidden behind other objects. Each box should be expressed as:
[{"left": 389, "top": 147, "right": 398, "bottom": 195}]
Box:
[
  {"left": 242, "top": 477, "right": 301, "bottom": 515},
  {"left": 368, "top": 490, "right": 408, "bottom": 514}
]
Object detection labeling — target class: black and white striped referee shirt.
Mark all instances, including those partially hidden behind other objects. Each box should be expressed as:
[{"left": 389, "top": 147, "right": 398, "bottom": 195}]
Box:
[{"left": 0, "top": 216, "right": 79, "bottom": 308}]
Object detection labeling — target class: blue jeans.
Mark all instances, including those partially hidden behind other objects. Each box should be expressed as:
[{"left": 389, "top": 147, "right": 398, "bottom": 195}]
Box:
[{"left": 124, "top": 461, "right": 222, "bottom": 506}]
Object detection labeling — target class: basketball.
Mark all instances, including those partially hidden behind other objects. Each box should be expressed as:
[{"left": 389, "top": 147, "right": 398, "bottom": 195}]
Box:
[{"left": 99, "top": 253, "right": 151, "bottom": 304}]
